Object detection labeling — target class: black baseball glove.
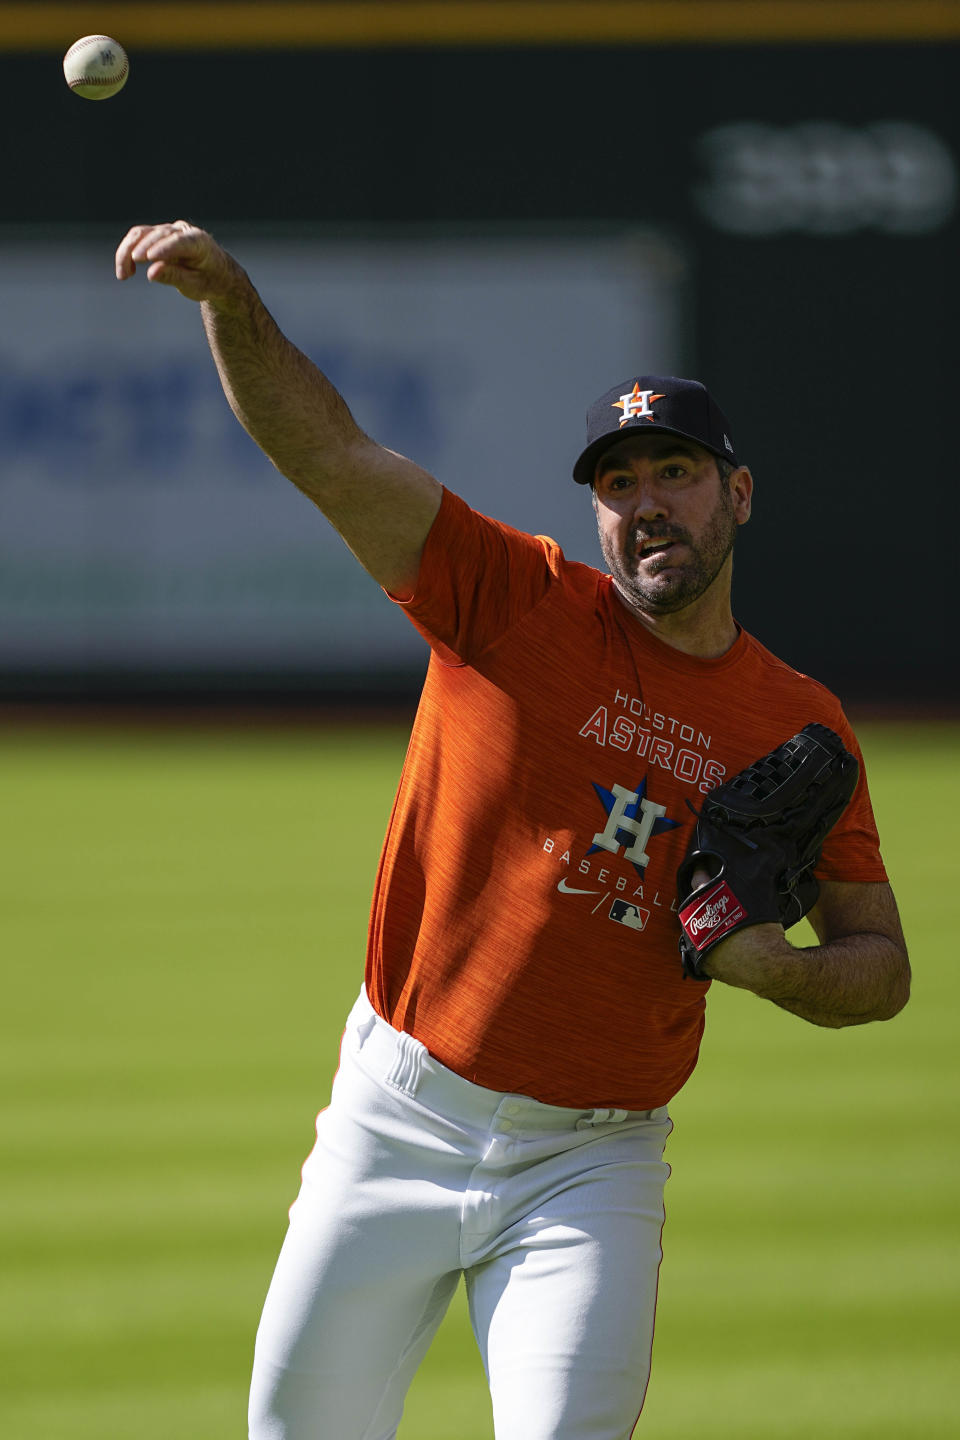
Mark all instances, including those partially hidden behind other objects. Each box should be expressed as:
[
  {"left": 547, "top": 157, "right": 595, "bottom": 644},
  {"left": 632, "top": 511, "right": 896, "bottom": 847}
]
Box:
[{"left": 676, "top": 723, "right": 859, "bottom": 980}]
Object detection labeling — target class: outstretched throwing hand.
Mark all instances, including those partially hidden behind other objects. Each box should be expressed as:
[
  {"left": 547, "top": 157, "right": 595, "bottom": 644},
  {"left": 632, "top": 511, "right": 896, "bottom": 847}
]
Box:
[{"left": 114, "top": 220, "right": 243, "bottom": 306}]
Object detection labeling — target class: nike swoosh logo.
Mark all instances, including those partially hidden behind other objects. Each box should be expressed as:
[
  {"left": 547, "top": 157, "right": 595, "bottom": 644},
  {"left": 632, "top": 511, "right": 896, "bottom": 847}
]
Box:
[{"left": 557, "top": 879, "right": 602, "bottom": 895}]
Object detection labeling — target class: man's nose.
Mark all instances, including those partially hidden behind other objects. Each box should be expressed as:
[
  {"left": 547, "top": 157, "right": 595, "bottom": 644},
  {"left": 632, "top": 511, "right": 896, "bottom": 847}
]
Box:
[{"left": 630, "top": 471, "right": 669, "bottom": 519}]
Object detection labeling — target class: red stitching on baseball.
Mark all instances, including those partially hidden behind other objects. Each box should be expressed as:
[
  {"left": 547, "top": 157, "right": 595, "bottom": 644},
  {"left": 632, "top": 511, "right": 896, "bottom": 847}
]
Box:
[
  {"left": 68, "top": 72, "right": 128, "bottom": 87},
  {"left": 65, "top": 36, "right": 128, "bottom": 87}
]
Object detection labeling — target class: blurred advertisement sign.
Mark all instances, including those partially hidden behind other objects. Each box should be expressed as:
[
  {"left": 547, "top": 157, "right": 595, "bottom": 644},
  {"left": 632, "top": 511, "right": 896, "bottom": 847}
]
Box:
[
  {"left": 0, "top": 231, "right": 684, "bottom": 680},
  {"left": 694, "top": 121, "right": 957, "bottom": 236}
]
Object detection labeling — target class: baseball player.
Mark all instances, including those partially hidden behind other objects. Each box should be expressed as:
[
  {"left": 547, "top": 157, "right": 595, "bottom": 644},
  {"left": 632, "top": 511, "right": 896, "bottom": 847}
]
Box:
[{"left": 115, "top": 222, "right": 910, "bottom": 1440}]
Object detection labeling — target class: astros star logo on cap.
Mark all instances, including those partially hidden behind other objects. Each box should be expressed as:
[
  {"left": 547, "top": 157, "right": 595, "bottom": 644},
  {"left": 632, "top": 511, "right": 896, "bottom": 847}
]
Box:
[{"left": 613, "top": 382, "right": 666, "bottom": 428}]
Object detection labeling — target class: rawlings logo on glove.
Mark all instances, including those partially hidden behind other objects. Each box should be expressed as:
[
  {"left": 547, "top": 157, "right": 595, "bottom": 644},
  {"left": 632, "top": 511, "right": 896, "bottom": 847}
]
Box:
[
  {"left": 676, "top": 723, "right": 860, "bottom": 980},
  {"left": 682, "top": 882, "right": 745, "bottom": 940}
]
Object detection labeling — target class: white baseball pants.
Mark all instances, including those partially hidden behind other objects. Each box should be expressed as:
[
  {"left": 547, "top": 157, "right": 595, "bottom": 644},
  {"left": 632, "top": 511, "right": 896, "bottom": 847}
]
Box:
[{"left": 248, "top": 987, "right": 672, "bottom": 1440}]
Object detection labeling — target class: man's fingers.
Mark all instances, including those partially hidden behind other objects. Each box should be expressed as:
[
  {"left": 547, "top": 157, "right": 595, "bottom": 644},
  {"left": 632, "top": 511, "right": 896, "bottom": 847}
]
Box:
[
  {"left": 115, "top": 220, "right": 204, "bottom": 279},
  {"left": 137, "top": 232, "right": 202, "bottom": 266},
  {"left": 145, "top": 260, "right": 198, "bottom": 287},
  {"left": 116, "top": 222, "right": 178, "bottom": 278},
  {"left": 133, "top": 223, "right": 203, "bottom": 265},
  {"left": 115, "top": 219, "right": 240, "bottom": 306},
  {"left": 115, "top": 223, "right": 152, "bottom": 278}
]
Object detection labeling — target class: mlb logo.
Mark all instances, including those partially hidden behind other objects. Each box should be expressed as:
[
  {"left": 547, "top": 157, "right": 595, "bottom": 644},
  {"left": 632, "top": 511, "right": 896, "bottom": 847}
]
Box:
[{"left": 609, "top": 899, "right": 650, "bottom": 932}]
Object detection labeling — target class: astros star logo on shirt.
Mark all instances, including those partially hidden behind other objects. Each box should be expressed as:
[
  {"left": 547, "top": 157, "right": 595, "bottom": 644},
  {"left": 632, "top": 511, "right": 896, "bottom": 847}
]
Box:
[{"left": 588, "top": 774, "right": 681, "bottom": 875}]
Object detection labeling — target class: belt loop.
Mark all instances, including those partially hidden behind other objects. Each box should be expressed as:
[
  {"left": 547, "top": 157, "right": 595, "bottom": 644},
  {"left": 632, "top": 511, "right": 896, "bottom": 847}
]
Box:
[
  {"left": 580, "top": 1107, "right": 630, "bottom": 1127},
  {"left": 385, "top": 1031, "right": 426, "bottom": 1098}
]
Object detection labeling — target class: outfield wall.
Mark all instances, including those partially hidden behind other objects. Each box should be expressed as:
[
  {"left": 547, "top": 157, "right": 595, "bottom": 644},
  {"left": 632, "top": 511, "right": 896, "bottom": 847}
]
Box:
[{"left": 1, "top": 18, "right": 956, "bottom": 702}]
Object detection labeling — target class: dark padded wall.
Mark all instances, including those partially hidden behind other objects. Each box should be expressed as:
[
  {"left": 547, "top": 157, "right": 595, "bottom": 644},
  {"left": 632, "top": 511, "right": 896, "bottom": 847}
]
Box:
[{"left": 4, "top": 39, "right": 955, "bottom": 701}]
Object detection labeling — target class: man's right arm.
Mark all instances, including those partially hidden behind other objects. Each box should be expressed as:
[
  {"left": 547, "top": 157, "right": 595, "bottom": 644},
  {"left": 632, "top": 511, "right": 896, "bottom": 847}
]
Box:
[{"left": 115, "top": 221, "right": 442, "bottom": 598}]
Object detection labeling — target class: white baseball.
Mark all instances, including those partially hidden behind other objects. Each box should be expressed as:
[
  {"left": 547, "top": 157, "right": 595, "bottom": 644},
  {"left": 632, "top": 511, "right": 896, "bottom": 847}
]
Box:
[{"left": 63, "top": 36, "right": 129, "bottom": 100}]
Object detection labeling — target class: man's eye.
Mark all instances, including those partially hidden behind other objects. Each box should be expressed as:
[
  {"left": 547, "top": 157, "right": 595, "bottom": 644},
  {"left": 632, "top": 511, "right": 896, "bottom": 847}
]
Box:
[{"left": 661, "top": 465, "right": 687, "bottom": 479}]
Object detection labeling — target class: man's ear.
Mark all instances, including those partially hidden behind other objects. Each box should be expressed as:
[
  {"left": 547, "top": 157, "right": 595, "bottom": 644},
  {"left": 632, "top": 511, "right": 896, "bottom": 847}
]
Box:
[{"left": 730, "top": 466, "right": 753, "bottom": 525}]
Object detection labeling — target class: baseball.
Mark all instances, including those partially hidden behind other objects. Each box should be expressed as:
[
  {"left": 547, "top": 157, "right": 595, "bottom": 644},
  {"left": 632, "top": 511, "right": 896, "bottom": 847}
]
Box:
[{"left": 63, "top": 36, "right": 129, "bottom": 100}]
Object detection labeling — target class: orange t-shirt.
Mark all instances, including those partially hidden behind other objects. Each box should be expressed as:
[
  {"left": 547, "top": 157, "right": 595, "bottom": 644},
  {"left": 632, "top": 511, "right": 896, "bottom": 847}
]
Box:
[{"left": 364, "top": 488, "right": 887, "bottom": 1109}]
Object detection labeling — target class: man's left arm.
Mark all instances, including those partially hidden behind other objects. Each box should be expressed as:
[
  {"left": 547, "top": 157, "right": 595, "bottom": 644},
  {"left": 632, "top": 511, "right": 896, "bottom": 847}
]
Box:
[{"left": 702, "top": 880, "right": 910, "bottom": 1028}]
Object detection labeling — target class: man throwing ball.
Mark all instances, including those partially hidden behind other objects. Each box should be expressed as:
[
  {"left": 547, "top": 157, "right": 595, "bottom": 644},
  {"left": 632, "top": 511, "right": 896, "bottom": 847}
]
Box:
[{"left": 115, "top": 221, "right": 910, "bottom": 1440}]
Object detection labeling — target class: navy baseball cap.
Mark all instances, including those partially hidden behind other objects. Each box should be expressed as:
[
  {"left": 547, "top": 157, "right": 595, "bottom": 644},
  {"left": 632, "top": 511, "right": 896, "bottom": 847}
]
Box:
[{"left": 572, "top": 375, "right": 737, "bottom": 485}]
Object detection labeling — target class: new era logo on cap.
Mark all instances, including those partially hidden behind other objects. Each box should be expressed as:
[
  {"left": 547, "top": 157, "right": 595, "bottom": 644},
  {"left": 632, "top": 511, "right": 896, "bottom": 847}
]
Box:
[{"left": 572, "top": 375, "right": 738, "bottom": 484}]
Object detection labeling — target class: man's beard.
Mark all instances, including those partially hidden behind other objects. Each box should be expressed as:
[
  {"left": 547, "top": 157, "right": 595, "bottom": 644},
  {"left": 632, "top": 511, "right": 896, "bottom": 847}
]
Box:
[{"left": 598, "top": 488, "right": 738, "bottom": 616}]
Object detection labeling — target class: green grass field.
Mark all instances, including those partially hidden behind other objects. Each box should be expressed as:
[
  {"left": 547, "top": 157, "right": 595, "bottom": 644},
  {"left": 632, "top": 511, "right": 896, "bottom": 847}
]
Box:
[{"left": 2, "top": 720, "right": 956, "bottom": 1438}]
